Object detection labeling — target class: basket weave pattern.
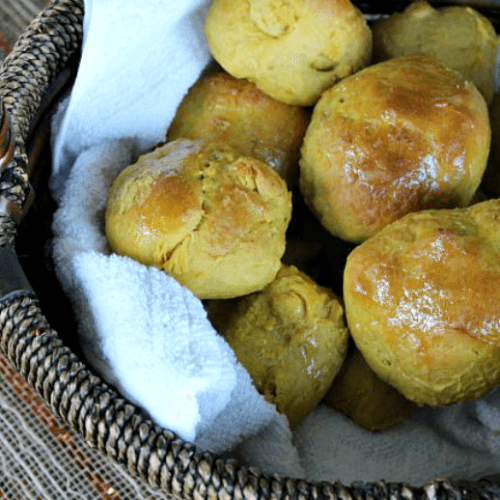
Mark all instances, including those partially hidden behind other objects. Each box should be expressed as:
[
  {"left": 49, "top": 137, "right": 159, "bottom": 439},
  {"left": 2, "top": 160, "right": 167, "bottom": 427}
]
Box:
[{"left": 0, "top": 0, "right": 500, "bottom": 498}]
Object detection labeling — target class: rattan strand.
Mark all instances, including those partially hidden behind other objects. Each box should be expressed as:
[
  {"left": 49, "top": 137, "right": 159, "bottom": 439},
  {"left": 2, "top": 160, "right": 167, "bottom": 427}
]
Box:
[{"left": 1, "top": 0, "right": 500, "bottom": 498}]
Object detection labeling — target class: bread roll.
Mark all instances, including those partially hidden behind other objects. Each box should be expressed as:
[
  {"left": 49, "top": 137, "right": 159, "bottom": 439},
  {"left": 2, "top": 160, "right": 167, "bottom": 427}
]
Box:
[
  {"left": 204, "top": 0, "right": 372, "bottom": 106},
  {"left": 343, "top": 200, "right": 500, "bottom": 406},
  {"left": 300, "top": 55, "right": 491, "bottom": 243},
  {"left": 372, "top": 1, "right": 498, "bottom": 104},
  {"left": 324, "top": 348, "right": 417, "bottom": 431},
  {"left": 105, "top": 139, "right": 292, "bottom": 299},
  {"left": 167, "top": 72, "right": 309, "bottom": 186},
  {"left": 206, "top": 264, "right": 349, "bottom": 428}
]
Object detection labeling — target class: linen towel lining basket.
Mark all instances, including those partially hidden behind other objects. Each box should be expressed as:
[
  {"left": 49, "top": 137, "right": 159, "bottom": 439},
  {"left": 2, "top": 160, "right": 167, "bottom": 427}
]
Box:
[{"left": 2, "top": 0, "right": 500, "bottom": 498}]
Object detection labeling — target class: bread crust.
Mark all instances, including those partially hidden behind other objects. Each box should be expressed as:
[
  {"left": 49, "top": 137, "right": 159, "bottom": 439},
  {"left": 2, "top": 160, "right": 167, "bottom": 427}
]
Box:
[
  {"left": 206, "top": 264, "right": 349, "bottom": 428},
  {"left": 372, "top": 1, "right": 499, "bottom": 104},
  {"left": 204, "top": 0, "right": 372, "bottom": 106},
  {"left": 167, "top": 71, "right": 309, "bottom": 186},
  {"left": 300, "top": 55, "right": 491, "bottom": 243},
  {"left": 343, "top": 200, "right": 500, "bottom": 406},
  {"left": 324, "top": 348, "right": 417, "bottom": 431},
  {"left": 105, "top": 139, "right": 292, "bottom": 299}
]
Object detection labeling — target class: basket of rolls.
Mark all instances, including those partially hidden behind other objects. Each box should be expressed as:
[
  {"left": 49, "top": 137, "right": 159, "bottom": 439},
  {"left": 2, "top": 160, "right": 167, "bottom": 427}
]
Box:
[{"left": 3, "top": 0, "right": 500, "bottom": 497}]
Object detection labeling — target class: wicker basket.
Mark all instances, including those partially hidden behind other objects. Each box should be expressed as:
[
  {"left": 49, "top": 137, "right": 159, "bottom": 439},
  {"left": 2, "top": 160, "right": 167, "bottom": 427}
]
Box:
[{"left": 1, "top": 0, "right": 500, "bottom": 498}]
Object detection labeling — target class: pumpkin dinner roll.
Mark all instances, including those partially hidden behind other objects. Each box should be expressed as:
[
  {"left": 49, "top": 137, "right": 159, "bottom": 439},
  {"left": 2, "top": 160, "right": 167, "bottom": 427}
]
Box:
[
  {"left": 372, "top": 1, "right": 499, "bottom": 104},
  {"left": 324, "top": 347, "right": 417, "bottom": 431},
  {"left": 105, "top": 139, "right": 292, "bottom": 299},
  {"left": 204, "top": 0, "right": 372, "bottom": 106},
  {"left": 300, "top": 55, "right": 491, "bottom": 244},
  {"left": 206, "top": 264, "right": 349, "bottom": 429},
  {"left": 167, "top": 71, "right": 309, "bottom": 186},
  {"left": 343, "top": 200, "right": 500, "bottom": 407}
]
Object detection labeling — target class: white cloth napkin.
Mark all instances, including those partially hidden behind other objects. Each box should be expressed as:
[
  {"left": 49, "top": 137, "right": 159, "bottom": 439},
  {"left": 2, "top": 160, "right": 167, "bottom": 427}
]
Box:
[
  {"left": 294, "top": 401, "right": 500, "bottom": 486},
  {"left": 49, "top": 0, "right": 500, "bottom": 488},
  {"left": 51, "top": 0, "right": 212, "bottom": 197}
]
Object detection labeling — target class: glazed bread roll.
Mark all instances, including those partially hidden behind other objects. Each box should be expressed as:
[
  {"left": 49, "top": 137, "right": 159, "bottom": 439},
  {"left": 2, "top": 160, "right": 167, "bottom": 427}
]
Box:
[
  {"left": 372, "top": 1, "right": 498, "bottom": 104},
  {"left": 343, "top": 200, "right": 500, "bottom": 406},
  {"left": 167, "top": 71, "right": 309, "bottom": 186},
  {"left": 324, "top": 348, "right": 417, "bottom": 431},
  {"left": 206, "top": 264, "right": 349, "bottom": 429},
  {"left": 204, "top": 0, "right": 372, "bottom": 106},
  {"left": 105, "top": 139, "right": 292, "bottom": 299},
  {"left": 300, "top": 55, "right": 491, "bottom": 243}
]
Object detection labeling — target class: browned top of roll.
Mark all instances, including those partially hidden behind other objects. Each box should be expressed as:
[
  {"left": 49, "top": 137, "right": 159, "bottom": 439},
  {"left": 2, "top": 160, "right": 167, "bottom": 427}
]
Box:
[{"left": 300, "top": 55, "right": 491, "bottom": 243}]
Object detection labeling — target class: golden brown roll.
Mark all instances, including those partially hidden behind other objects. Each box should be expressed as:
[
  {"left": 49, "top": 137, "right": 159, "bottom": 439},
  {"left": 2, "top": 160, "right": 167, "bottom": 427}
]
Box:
[
  {"left": 105, "top": 139, "right": 292, "bottom": 299},
  {"left": 324, "top": 347, "right": 417, "bottom": 431},
  {"left": 372, "top": 1, "right": 498, "bottom": 104},
  {"left": 204, "top": 0, "right": 372, "bottom": 106},
  {"left": 343, "top": 200, "right": 500, "bottom": 407},
  {"left": 167, "top": 72, "right": 310, "bottom": 186},
  {"left": 206, "top": 264, "right": 349, "bottom": 429},
  {"left": 300, "top": 55, "right": 491, "bottom": 244}
]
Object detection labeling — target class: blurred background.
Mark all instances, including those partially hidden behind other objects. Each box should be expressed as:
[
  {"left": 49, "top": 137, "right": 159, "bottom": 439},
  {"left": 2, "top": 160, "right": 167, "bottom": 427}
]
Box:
[{"left": 0, "top": 0, "right": 46, "bottom": 63}]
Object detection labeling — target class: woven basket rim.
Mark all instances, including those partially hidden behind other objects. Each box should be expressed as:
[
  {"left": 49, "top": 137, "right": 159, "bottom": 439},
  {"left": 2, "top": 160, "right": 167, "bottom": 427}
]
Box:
[{"left": 1, "top": 0, "right": 500, "bottom": 498}]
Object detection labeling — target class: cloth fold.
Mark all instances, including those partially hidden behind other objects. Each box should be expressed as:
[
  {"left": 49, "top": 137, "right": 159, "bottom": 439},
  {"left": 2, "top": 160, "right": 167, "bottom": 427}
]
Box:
[
  {"left": 293, "top": 402, "right": 500, "bottom": 485},
  {"left": 49, "top": 0, "right": 500, "bottom": 487}
]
